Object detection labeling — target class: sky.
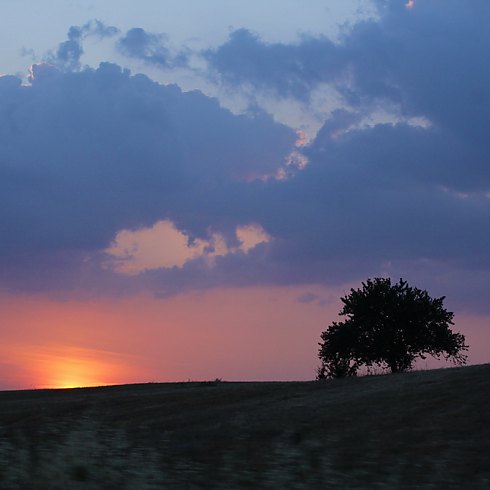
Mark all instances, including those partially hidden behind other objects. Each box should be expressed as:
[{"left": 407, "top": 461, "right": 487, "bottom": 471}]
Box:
[{"left": 1, "top": 0, "right": 489, "bottom": 389}]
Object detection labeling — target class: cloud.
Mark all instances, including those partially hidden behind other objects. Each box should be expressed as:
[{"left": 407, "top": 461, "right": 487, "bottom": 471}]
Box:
[
  {"left": 269, "top": 119, "right": 490, "bottom": 267},
  {"left": 296, "top": 292, "right": 333, "bottom": 307},
  {"left": 296, "top": 292, "right": 320, "bottom": 304},
  {"left": 205, "top": 1, "right": 490, "bottom": 156},
  {"left": 0, "top": 61, "right": 295, "bottom": 293},
  {"left": 2, "top": 3, "right": 490, "bottom": 316},
  {"left": 45, "top": 22, "right": 187, "bottom": 72},
  {"left": 204, "top": 28, "right": 342, "bottom": 102},
  {"left": 117, "top": 27, "right": 188, "bottom": 68},
  {"left": 198, "top": 2, "right": 490, "bottom": 310},
  {"left": 47, "top": 20, "right": 119, "bottom": 71},
  {"left": 104, "top": 220, "right": 270, "bottom": 275}
]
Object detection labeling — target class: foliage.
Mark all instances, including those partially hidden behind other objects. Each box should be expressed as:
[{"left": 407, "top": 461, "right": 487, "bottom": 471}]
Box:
[
  {"left": 318, "top": 277, "right": 468, "bottom": 378},
  {"left": 317, "top": 321, "right": 360, "bottom": 378}
]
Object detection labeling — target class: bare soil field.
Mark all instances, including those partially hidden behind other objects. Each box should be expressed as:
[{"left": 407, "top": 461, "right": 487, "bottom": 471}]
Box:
[{"left": 0, "top": 364, "right": 489, "bottom": 489}]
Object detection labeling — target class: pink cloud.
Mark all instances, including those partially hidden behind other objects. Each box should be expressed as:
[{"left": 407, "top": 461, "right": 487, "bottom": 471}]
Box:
[{"left": 105, "top": 220, "right": 270, "bottom": 275}]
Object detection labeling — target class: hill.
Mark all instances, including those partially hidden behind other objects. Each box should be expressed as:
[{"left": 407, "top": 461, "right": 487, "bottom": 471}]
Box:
[{"left": 0, "top": 364, "right": 489, "bottom": 489}]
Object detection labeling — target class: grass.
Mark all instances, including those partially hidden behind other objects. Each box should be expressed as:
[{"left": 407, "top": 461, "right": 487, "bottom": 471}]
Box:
[{"left": 0, "top": 364, "right": 489, "bottom": 488}]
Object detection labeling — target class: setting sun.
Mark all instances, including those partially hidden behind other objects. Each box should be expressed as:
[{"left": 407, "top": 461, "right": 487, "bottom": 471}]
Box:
[
  {"left": 44, "top": 358, "right": 105, "bottom": 389},
  {"left": 38, "top": 349, "right": 113, "bottom": 389},
  {"left": 2, "top": 342, "right": 136, "bottom": 390}
]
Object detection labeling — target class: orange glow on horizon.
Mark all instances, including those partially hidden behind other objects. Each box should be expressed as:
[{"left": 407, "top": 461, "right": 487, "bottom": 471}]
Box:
[
  {"left": 0, "top": 286, "right": 342, "bottom": 389},
  {"left": 7, "top": 344, "right": 143, "bottom": 390},
  {"left": 40, "top": 351, "right": 110, "bottom": 389},
  {"left": 0, "top": 286, "right": 487, "bottom": 391}
]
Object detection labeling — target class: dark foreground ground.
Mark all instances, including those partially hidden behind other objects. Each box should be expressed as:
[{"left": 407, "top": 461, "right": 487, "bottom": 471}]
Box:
[{"left": 0, "top": 364, "right": 489, "bottom": 489}]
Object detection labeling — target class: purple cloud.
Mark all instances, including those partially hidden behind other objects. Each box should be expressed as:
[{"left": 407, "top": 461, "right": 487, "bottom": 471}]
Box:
[
  {"left": 0, "top": 62, "right": 295, "bottom": 287},
  {"left": 2, "top": 2, "right": 490, "bottom": 317}
]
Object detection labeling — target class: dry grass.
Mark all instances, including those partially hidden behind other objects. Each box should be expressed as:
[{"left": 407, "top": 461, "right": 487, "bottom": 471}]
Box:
[{"left": 0, "top": 364, "right": 489, "bottom": 488}]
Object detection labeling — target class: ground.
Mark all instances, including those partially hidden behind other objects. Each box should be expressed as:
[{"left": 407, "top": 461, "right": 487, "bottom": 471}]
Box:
[{"left": 0, "top": 364, "right": 489, "bottom": 488}]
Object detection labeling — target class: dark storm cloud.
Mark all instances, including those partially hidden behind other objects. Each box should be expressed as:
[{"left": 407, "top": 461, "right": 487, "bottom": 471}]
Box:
[
  {"left": 205, "top": 0, "right": 490, "bottom": 191},
  {"left": 0, "top": 62, "right": 295, "bottom": 284},
  {"left": 2, "top": 2, "right": 490, "bottom": 314},
  {"left": 195, "top": 0, "right": 490, "bottom": 310},
  {"left": 202, "top": 0, "right": 490, "bottom": 236},
  {"left": 117, "top": 27, "right": 188, "bottom": 68},
  {"left": 265, "top": 120, "right": 490, "bottom": 267}
]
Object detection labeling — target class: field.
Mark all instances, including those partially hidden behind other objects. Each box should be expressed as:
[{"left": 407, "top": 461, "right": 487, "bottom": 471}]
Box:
[{"left": 0, "top": 364, "right": 489, "bottom": 489}]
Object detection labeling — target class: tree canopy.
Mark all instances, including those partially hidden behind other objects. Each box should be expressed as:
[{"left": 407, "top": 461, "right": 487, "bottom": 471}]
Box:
[{"left": 318, "top": 278, "right": 468, "bottom": 378}]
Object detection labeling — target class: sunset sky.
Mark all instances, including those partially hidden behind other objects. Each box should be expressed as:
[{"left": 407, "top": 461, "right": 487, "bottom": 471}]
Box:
[{"left": 1, "top": 0, "right": 489, "bottom": 389}]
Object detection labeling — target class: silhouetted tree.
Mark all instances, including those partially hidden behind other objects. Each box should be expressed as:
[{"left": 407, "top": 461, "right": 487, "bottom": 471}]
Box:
[{"left": 318, "top": 278, "right": 468, "bottom": 378}]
